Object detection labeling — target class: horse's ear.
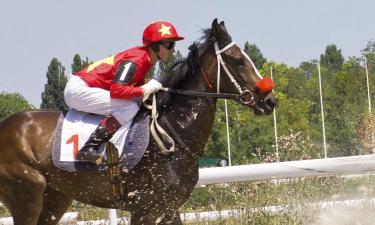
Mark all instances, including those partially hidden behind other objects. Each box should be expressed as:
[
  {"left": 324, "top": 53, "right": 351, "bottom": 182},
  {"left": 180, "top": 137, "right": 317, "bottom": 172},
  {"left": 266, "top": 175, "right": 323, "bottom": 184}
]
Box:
[
  {"left": 211, "top": 19, "right": 231, "bottom": 44},
  {"left": 219, "top": 21, "right": 229, "bottom": 35},
  {"left": 218, "top": 20, "right": 232, "bottom": 44},
  {"left": 212, "top": 18, "right": 219, "bottom": 28},
  {"left": 211, "top": 18, "right": 219, "bottom": 40}
]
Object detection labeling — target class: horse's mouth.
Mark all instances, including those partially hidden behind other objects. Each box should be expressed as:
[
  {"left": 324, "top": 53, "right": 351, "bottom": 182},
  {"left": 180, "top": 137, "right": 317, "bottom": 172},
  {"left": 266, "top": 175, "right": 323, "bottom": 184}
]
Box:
[
  {"left": 239, "top": 91, "right": 276, "bottom": 115},
  {"left": 252, "top": 100, "right": 275, "bottom": 115}
]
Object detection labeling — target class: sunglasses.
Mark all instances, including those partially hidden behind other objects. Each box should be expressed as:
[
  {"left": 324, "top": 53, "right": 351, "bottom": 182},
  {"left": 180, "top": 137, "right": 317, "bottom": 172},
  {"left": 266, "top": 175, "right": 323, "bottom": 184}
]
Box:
[{"left": 160, "top": 41, "right": 176, "bottom": 50}]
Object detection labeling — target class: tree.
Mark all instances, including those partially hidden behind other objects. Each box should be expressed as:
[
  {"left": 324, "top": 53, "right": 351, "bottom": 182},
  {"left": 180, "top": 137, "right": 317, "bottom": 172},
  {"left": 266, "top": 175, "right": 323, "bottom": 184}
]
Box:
[
  {"left": 362, "top": 40, "right": 375, "bottom": 73},
  {"left": 40, "top": 58, "right": 67, "bottom": 110},
  {"left": 320, "top": 44, "right": 344, "bottom": 71},
  {"left": 356, "top": 112, "right": 375, "bottom": 155},
  {"left": 71, "top": 54, "right": 89, "bottom": 73},
  {"left": 146, "top": 65, "right": 156, "bottom": 81},
  {"left": 325, "top": 58, "right": 367, "bottom": 156},
  {"left": 243, "top": 41, "right": 267, "bottom": 69},
  {"left": 278, "top": 130, "right": 316, "bottom": 161},
  {"left": 0, "top": 92, "right": 34, "bottom": 121},
  {"left": 362, "top": 40, "right": 375, "bottom": 53},
  {"left": 159, "top": 50, "right": 183, "bottom": 77},
  {"left": 299, "top": 59, "right": 318, "bottom": 79}
]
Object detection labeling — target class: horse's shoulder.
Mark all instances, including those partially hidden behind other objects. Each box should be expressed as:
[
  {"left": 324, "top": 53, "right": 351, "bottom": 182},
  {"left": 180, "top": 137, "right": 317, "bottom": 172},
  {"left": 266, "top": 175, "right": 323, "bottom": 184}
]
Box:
[
  {"left": 0, "top": 111, "right": 61, "bottom": 142},
  {"left": 27, "top": 110, "right": 61, "bottom": 121},
  {"left": 0, "top": 111, "right": 61, "bottom": 163}
]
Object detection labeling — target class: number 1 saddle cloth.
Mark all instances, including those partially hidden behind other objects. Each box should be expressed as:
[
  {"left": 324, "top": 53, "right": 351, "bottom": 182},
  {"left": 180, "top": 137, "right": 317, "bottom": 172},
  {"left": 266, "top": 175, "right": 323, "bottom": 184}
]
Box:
[{"left": 52, "top": 109, "right": 150, "bottom": 172}]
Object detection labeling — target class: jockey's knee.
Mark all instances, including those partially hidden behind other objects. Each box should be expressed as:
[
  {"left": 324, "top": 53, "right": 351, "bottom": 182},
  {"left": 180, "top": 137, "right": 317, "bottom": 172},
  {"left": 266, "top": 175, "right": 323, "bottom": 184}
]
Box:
[
  {"left": 64, "top": 86, "right": 75, "bottom": 109},
  {"left": 64, "top": 76, "right": 87, "bottom": 110},
  {"left": 111, "top": 100, "right": 139, "bottom": 125}
]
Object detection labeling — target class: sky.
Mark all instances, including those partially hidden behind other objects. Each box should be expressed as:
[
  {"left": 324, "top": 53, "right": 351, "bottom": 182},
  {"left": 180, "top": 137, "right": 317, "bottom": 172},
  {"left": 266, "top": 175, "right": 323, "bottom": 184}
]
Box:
[{"left": 1, "top": 0, "right": 375, "bottom": 107}]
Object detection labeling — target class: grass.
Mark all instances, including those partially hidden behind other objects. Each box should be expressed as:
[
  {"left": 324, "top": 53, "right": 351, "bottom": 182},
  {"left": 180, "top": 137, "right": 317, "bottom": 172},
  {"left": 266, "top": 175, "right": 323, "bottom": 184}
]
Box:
[{"left": 181, "top": 174, "right": 375, "bottom": 224}]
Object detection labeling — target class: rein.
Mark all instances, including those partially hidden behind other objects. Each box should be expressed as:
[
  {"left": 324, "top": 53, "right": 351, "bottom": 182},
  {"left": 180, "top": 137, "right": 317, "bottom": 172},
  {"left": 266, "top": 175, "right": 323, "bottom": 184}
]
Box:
[
  {"left": 143, "top": 94, "right": 176, "bottom": 155},
  {"left": 160, "top": 87, "right": 239, "bottom": 100}
]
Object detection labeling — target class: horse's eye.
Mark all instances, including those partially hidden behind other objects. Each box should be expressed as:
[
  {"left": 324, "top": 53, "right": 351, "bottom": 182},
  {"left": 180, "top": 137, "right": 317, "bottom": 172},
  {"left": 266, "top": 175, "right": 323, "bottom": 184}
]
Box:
[{"left": 237, "top": 59, "right": 245, "bottom": 67}]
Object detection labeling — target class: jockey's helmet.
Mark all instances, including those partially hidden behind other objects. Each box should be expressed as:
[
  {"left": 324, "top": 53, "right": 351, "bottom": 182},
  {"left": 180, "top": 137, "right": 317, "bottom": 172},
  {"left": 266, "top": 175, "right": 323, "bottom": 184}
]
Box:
[{"left": 142, "top": 21, "right": 184, "bottom": 46}]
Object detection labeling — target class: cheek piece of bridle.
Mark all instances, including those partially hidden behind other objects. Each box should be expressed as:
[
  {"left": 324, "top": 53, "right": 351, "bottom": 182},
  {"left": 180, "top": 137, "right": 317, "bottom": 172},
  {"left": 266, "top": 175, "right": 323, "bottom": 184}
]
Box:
[{"left": 213, "top": 41, "right": 274, "bottom": 107}]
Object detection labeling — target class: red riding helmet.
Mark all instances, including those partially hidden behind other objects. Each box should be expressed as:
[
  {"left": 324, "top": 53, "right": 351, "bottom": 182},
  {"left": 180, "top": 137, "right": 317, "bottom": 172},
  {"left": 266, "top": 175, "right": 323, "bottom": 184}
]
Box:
[{"left": 142, "top": 21, "right": 184, "bottom": 45}]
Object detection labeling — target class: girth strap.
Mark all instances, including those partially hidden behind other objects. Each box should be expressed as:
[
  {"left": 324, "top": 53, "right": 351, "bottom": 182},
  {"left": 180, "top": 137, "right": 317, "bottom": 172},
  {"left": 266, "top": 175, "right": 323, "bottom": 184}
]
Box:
[{"left": 106, "top": 143, "right": 126, "bottom": 204}]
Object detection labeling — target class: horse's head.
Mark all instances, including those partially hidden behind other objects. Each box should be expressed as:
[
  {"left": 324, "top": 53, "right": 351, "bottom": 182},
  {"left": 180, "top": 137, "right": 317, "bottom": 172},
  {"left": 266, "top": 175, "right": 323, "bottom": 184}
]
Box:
[{"left": 199, "top": 19, "right": 276, "bottom": 115}]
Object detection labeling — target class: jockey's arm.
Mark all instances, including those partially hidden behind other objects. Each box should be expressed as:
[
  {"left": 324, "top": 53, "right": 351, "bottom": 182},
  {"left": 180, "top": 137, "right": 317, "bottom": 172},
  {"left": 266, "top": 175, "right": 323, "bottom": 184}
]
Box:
[
  {"left": 110, "top": 61, "right": 162, "bottom": 99},
  {"left": 110, "top": 61, "right": 144, "bottom": 99}
]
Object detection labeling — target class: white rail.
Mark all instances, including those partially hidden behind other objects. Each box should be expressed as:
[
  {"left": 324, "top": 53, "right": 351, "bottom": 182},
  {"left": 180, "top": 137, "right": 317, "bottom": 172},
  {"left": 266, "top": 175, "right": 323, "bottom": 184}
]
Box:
[{"left": 197, "top": 154, "right": 375, "bottom": 185}]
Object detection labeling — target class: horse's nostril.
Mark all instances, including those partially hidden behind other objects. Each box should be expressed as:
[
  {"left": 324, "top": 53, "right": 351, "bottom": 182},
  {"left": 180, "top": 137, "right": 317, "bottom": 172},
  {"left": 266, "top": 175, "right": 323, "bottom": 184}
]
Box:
[{"left": 266, "top": 99, "right": 276, "bottom": 108}]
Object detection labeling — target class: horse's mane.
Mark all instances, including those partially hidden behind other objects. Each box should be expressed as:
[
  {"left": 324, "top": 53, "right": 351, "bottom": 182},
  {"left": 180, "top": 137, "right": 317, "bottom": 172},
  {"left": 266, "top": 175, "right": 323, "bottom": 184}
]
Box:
[
  {"left": 155, "top": 29, "right": 213, "bottom": 108},
  {"left": 159, "top": 25, "right": 232, "bottom": 89},
  {"left": 160, "top": 28, "right": 212, "bottom": 88}
]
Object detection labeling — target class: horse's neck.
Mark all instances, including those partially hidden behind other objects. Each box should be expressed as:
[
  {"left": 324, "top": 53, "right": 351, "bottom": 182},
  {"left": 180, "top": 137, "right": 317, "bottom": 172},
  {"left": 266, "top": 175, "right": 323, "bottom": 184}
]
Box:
[{"left": 165, "top": 73, "right": 216, "bottom": 156}]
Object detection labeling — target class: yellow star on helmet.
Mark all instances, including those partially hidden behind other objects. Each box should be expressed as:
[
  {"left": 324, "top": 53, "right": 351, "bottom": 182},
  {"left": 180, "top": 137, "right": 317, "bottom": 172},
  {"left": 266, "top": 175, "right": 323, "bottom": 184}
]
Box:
[
  {"left": 158, "top": 24, "right": 171, "bottom": 37},
  {"left": 87, "top": 55, "right": 114, "bottom": 72}
]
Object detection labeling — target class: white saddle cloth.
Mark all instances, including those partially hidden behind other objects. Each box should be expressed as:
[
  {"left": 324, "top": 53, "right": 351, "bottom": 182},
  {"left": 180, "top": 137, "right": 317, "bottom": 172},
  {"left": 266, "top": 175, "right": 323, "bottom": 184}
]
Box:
[{"left": 60, "top": 109, "right": 131, "bottom": 162}]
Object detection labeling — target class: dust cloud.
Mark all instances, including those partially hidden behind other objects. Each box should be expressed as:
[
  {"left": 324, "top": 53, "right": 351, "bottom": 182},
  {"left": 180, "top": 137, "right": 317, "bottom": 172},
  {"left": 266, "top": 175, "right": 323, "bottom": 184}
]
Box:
[{"left": 313, "top": 206, "right": 375, "bottom": 225}]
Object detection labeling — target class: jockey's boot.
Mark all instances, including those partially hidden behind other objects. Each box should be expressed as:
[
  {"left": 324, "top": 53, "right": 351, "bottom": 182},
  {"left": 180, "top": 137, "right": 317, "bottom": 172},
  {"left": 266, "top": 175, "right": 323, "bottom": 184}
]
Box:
[{"left": 77, "top": 115, "right": 121, "bottom": 164}]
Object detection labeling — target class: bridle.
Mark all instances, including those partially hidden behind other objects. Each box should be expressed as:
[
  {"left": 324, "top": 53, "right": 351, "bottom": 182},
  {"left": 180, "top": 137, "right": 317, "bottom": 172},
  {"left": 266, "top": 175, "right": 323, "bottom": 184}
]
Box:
[
  {"left": 162, "top": 41, "right": 259, "bottom": 107},
  {"left": 151, "top": 40, "right": 267, "bottom": 154},
  {"left": 214, "top": 41, "right": 257, "bottom": 106}
]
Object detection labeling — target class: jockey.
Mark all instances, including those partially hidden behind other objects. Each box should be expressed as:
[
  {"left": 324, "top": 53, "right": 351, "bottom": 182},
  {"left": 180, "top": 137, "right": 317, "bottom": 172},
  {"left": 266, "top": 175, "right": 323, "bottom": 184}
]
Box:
[{"left": 64, "top": 20, "right": 184, "bottom": 163}]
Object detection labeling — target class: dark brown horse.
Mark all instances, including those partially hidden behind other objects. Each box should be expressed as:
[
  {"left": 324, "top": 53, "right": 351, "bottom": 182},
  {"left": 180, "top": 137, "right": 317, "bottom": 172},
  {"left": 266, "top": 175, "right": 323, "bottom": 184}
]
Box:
[{"left": 0, "top": 19, "right": 275, "bottom": 225}]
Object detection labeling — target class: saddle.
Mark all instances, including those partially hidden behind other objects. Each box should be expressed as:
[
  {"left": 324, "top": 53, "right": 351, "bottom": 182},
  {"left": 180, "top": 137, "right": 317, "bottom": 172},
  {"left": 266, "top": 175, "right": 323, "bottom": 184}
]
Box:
[{"left": 52, "top": 109, "right": 150, "bottom": 172}]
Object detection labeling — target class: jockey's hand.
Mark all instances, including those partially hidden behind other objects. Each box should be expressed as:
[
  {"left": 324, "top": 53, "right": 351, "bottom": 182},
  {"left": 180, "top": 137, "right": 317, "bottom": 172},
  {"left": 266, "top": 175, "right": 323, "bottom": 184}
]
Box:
[{"left": 141, "top": 79, "right": 162, "bottom": 100}]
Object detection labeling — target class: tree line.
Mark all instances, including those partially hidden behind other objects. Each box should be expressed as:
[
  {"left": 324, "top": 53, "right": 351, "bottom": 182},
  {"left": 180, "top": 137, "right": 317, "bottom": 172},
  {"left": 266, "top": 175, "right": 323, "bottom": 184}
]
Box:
[{"left": 1, "top": 40, "right": 375, "bottom": 165}]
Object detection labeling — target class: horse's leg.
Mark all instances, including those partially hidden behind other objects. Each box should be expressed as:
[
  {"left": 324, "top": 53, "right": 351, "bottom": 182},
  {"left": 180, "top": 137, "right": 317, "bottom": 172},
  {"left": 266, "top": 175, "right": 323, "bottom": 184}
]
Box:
[
  {"left": 158, "top": 210, "right": 182, "bottom": 225},
  {"left": 0, "top": 166, "right": 46, "bottom": 225},
  {"left": 37, "top": 186, "right": 73, "bottom": 225},
  {"left": 130, "top": 212, "right": 159, "bottom": 225},
  {"left": 130, "top": 210, "right": 182, "bottom": 225}
]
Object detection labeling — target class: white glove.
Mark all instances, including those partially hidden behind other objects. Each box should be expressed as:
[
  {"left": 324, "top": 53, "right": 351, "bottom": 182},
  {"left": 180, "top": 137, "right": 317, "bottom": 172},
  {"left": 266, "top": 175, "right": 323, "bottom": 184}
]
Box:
[{"left": 141, "top": 79, "right": 162, "bottom": 99}]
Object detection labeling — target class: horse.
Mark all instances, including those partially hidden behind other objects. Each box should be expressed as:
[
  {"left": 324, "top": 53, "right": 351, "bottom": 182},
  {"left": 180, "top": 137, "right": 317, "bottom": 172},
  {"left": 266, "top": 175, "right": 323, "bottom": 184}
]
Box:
[{"left": 0, "top": 19, "right": 276, "bottom": 225}]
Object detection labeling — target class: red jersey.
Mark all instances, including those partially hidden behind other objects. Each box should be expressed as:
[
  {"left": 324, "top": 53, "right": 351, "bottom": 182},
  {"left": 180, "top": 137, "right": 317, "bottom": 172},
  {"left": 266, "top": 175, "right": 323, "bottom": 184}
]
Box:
[{"left": 74, "top": 46, "right": 153, "bottom": 99}]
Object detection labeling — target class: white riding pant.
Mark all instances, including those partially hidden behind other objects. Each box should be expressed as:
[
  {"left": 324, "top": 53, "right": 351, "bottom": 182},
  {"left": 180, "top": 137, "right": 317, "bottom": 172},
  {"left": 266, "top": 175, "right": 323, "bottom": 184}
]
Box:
[{"left": 64, "top": 75, "right": 140, "bottom": 125}]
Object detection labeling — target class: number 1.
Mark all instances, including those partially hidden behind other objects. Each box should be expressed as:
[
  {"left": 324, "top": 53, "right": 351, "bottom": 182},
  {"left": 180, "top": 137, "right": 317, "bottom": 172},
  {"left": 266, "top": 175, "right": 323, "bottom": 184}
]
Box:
[{"left": 66, "top": 134, "right": 79, "bottom": 159}]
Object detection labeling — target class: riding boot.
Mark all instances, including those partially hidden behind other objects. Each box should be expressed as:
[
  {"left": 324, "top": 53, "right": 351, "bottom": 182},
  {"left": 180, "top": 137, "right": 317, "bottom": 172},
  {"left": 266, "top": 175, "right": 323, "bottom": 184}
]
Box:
[{"left": 77, "top": 115, "right": 121, "bottom": 163}]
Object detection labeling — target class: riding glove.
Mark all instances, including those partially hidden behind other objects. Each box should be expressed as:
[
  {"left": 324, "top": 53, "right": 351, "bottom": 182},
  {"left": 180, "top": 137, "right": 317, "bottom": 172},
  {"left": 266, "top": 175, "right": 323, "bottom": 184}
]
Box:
[{"left": 141, "top": 79, "right": 163, "bottom": 100}]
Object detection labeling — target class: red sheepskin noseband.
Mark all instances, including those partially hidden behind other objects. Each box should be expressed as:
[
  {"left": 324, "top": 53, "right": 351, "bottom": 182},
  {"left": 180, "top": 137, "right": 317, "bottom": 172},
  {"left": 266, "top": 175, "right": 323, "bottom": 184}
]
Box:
[{"left": 255, "top": 77, "right": 275, "bottom": 93}]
